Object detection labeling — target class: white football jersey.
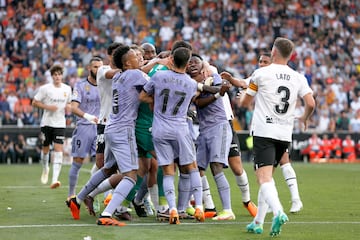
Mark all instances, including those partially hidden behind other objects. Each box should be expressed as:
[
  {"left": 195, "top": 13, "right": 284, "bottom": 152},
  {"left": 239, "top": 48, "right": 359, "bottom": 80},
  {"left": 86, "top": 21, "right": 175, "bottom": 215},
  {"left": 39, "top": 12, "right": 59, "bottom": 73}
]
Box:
[
  {"left": 96, "top": 65, "right": 112, "bottom": 124},
  {"left": 222, "top": 92, "right": 234, "bottom": 120},
  {"left": 246, "top": 63, "right": 312, "bottom": 142},
  {"left": 34, "top": 83, "right": 72, "bottom": 128}
]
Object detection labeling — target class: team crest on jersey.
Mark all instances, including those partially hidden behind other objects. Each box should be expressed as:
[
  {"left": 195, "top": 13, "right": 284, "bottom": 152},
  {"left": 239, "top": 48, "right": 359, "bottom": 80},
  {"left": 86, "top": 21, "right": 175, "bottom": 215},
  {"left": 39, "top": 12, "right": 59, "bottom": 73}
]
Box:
[
  {"left": 85, "top": 84, "right": 90, "bottom": 92},
  {"left": 266, "top": 116, "right": 273, "bottom": 123}
]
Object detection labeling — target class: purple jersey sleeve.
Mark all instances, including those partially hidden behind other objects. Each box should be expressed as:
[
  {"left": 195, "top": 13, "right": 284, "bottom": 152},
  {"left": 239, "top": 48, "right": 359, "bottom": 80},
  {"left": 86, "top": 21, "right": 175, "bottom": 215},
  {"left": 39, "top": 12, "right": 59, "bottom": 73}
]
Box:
[{"left": 72, "top": 79, "right": 100, "bottom": 125}]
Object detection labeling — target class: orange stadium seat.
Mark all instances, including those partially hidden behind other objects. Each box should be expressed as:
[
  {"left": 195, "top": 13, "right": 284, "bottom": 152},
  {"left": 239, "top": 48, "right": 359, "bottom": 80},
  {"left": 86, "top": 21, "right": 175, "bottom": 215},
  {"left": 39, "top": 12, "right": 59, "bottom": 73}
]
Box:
[{"left": 21, "top": 67, "right": 31, "bottom": 79}]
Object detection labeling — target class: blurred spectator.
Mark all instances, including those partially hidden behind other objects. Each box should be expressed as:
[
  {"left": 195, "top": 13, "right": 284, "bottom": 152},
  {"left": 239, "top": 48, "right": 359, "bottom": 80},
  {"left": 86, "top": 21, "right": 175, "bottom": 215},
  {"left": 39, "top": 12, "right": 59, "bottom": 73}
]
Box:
[
  {"left": 14, "top": 134, "right": 28, "bottom": 163},
  {"left": 0, "top": 92, "right": 11, "bottom": 113},
  {"left": 330, "top": 133, "right": 342, "bottom": 159},
  {"left": 336, "top": 110, "right": 350, "bottom": 131},
  {"left": 2, "top": 110, "right": 16, "bottom": 125},
  {"left": 320, "top": 134, "right": 332, "bottom": 159},
  {"left": 0, "top": 134, "right": 15, "bottom": 164},
  {"left": 301, "top": 133, "right": 323, "bottom": 160},
  {"left": 349, "top": 110, "right": 360, "bottom": 132},
  {"left": 316, "top": 110, "right": 331, "bottom": 133},
  {"left": 342, "top": 134, "right": 356, "bottom": 161}
]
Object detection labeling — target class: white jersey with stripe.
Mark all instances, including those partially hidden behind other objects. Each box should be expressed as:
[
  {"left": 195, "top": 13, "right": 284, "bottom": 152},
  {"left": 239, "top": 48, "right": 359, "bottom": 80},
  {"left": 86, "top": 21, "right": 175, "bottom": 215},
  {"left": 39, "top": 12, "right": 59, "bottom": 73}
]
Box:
[
  {"left": 96, "top": 65, "right": 112, "bottom": 124},
  {"left": 246, "top": 63, "right": 313, "bottom": 142}
]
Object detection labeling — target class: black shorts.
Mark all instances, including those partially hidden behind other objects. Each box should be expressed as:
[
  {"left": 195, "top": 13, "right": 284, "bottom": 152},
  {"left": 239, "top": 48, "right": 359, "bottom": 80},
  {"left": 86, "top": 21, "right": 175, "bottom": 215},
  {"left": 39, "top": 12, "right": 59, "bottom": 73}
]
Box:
[
  {"left": 228, "top": 120, "right": 241, "bottom": 158},
  {"left": 96, "top": 124, "right": 105, "bottom": 154},
  {"left": 253, "top": 136, "right": 289, "bottom": 170},
  {"left": 41, "top": 126, "right": 65, "bottom": 146}
]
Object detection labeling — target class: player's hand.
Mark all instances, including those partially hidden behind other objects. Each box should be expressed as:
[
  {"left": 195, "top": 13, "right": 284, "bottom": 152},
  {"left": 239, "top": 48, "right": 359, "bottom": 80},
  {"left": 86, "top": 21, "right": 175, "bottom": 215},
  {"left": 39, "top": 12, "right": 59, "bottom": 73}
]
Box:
[
  {"left": 84, "top": 113, "right": 98, "bottom": 124},
  {"left": 219, "top": 81, "right": 230, "bottom": 96},
  {"left": 220, "top": 71, "right": 232, "bottom": 81},
  {"left": 297, "top": 116, "right": 309, "bottom": 131},
  {"left": 204, "top": 77, "right": 213, "bottom": 86},
  {"left": 202, "top": 61, "right": 217, "bottom": 78}
]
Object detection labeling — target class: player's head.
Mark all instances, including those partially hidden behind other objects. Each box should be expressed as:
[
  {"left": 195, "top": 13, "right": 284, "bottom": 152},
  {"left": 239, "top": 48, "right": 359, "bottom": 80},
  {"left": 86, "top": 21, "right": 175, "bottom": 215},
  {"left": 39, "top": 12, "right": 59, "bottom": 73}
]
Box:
[
  {"left": 172, "top": 47, "right": 191, "bottom": 69},
  {"left": 141, "top": 43, "right": 156, "bottom": 60},
  {"left": 50, "top": 64, "right": 64, "bottom": 85},
  {"left": 107, "top": 42, "right": 124, "bottom": 68},
  {"left": 88, "top": 56, "right": 103, "bottom": 79},
  {"left": 50, "top": 64, "right": 63, "bottom": 76},
  {"left": 107, "top": 42, "right": 124, "bottom": 56},
  {"left": 187, "top": 53, "right": 203, "bottom": 78},
  {"left": 130, "top": 44, "right": 145, "bottom": 67},
  {"left": 171, "top": 40, "right": 192, "bottom": 54},
  {"left": 258, "top": 52, "right": 271, "bottom": 68},
  {"left": 271, "top": 37, "right": 294, "bottom": 61},
  {"left": 113, "top": 45, "right": 139, "bottom": 70}
]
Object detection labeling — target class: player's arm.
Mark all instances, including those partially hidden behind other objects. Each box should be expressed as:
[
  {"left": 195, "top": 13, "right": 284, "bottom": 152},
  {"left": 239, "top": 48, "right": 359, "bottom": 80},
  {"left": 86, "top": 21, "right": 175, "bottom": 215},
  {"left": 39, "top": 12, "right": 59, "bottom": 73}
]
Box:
[
  {"left": 105, "top": 69, "right": 121, "bottom": 79},
  {"left": 71, "top": 101, "right": 98, "bottom": 124},
  {"left": 220, "top": 71, "right": 248, "bottom": 89},
  {"left": 194, "top": 83, "right": 230, "bottom": 108},
  {"left": 139, "top": 90, "right": 153, "bottom": 104},
  {"left": 141, "top": 57, "right": 171, "bottom": 73},
  {"left": 32, "top": 99, "right": 57, "bottom": 112},
  {"left": 297, "top": 93, "right": 316, "bottom": 131},
  {"left": 197, "top": 78, "right": 221, "bottom": 94}
]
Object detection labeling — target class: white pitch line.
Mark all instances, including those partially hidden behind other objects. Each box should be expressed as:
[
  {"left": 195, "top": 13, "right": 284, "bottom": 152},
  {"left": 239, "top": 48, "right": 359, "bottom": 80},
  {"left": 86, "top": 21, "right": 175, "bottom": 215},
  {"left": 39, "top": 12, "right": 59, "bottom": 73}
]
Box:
[{"left": 1, "top": 221, "right": 360, "bottom": 229}]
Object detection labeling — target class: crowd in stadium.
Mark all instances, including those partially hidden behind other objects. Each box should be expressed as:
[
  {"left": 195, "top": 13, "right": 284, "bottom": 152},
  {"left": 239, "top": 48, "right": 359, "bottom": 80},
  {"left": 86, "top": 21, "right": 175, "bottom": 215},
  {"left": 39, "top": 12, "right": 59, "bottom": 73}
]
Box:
[{"left": 0, "top": 1, "right": 359, "bottom": 144}]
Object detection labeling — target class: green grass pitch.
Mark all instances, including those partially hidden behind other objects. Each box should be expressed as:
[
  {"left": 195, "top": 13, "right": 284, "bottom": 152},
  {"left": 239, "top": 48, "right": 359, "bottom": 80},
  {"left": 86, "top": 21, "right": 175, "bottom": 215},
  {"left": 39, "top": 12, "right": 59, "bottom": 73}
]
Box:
[{"left": 1, "top": 162, "right": 360, "bottom": 239}]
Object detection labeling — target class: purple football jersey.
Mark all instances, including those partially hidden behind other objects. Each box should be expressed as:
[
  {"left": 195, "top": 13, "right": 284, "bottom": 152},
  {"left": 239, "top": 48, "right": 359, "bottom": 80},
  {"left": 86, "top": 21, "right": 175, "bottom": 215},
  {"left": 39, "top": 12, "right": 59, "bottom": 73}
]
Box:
[
  {"left": 143, "top": 70, "right": 198, "bottom": 139},
  {"left": 72, "top": 79, "right": 100, "bottom": 126},
  {"left": 105, "top": 69, "right": 148, "bottom": 132},
  {"left": 196, "top": 73, "right": 228, "bottom": 131}
]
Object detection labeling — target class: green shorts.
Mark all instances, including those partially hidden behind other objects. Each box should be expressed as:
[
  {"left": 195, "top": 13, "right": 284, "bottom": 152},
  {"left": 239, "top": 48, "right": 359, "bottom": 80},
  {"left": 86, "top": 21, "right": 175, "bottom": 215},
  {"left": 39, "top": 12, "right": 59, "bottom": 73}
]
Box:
[{"left": 135, "top": 127, "right": 154, "bottom": 158}]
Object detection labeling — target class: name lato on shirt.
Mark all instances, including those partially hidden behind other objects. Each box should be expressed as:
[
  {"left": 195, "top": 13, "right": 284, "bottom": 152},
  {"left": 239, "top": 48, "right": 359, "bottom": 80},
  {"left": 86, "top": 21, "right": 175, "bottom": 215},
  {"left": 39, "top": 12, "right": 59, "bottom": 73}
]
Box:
[{"left": 275, "top": 73, "right": 291, "bottom": 81}]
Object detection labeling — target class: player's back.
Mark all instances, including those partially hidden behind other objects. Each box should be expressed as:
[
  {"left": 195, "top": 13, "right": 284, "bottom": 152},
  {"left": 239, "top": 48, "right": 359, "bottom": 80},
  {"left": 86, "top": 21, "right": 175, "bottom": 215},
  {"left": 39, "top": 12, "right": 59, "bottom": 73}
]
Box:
[
  {"left": 250, "top": 63, "right": 311, "bottom": 141},
  {"left": 150, "top": 70, "right": 198, "bottom": 139}
]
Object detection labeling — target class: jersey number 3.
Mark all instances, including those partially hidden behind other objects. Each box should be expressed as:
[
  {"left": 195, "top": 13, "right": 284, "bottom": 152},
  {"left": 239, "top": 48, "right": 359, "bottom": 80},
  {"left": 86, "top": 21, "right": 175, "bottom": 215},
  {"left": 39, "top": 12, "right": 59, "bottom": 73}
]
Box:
[{"left": 275, "top": 86, "right": 290, "bottom": 114}]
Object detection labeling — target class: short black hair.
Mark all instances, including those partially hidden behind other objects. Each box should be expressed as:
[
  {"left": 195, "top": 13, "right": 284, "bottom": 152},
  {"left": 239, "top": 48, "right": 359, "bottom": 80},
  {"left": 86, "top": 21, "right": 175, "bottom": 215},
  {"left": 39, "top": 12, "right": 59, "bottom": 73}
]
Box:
[
  {"left": 171, "top": 40, "right": 192, "bottom": 54},
  {"left": 112, "top": 45, "right": 131, "bottom": 70},
  {"left": 261, "top": 52, "right": 271, "bottom": 58},
  {"left": 107, "top": 42, "right": 124, "bottom": 55},
  {"left": 191, "top": 53, "right": 203, "bottom": 61},
  {"left": 173, "top": 47, "right": 191, "bottom": 68},
  {"left": 89, "top": 56, "right": 103, "bottom": 64}
]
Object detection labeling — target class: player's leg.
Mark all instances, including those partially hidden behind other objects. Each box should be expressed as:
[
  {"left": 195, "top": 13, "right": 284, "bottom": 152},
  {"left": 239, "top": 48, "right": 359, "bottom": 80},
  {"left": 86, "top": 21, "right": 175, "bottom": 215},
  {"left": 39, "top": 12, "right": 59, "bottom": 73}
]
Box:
[
  {"left": 279, "top": 151, "right": 303, "bottom": 213},
  {"left": 208, "top": 123, "right": 235, "bottom": 221},
  {"left": 177, "top": 164, "right": 195, "bottom": 219},
  {"left": 228, "top": 121, "right": 257, "bottom": 216},
  {"left": 40, "top": 127, "right": 50, "bottom": 184},
  {"left": 146, "top": 157, "right": 158, "bottom": 215},
  {"left": 252, "top": 137, "right": 288, "bottom": 236},
  {"left": 50, "top": 127, "right": 66, "bottom": 189},
  {"left": 97, "top": 129, "right": 138, "bottom": 226},
  {"left": 68, "top": 124, "right": 97, "bottom": 196}
]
